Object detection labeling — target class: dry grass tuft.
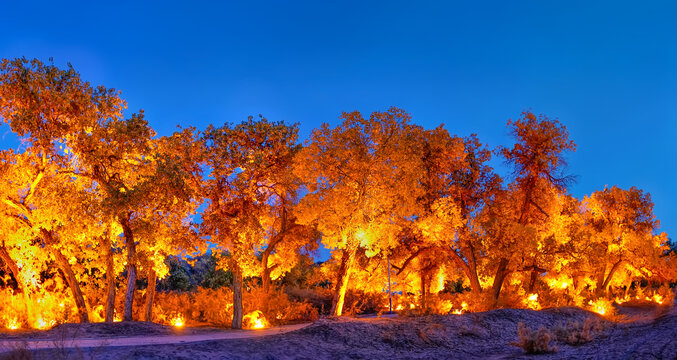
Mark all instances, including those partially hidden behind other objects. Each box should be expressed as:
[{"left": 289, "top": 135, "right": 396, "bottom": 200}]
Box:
[
  {"left": 553, "top": 317, "right": 605, "bottom": 345},
  {"left": 511, "top": 322, "right": 557, "bottom": 354}
]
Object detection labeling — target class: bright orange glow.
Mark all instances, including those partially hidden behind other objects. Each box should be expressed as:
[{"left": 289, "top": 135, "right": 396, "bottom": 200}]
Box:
[
  {"left": 243, "top": 310, "right": 269, "bottom": 329},
  {"left": 114, "top": 313, "right": 122, "bottom": 322},
  {"left": 170, "top": 314, "right": 184, "bottom": 327},
  {"left": 652, "top": 294, "right": 664, "bottom": 304},
  {"left": 34, "top": 316, "right": 55, "bottom": 330},
  {"left": 441, "top": 300, "right": 454, "bottom": 313},
  {"left": 524, "top": 293, "right": 540, "bottom": 310},
  {"left": 6, "top": 318, "right": 20, "bottom": 330},
  {"left": 614, "top": 296, "right": 629, "bottom": 304},
  {"left": 547, "top": 276, "right": 570, "bottom": 290},
  {"left": 588, "top": 298, "right": 612, "bottom": 316}
]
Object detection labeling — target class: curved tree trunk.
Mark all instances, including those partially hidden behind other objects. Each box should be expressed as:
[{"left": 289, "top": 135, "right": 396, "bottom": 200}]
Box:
[
  {"left": 261, "top": 255, "right": 278, "bottom": 314},
  {"left": 144, "top": 267, "right": 157, "bottom": 322},
  {"left": 0, "top": 246, "right": 23, "bottom": 293},
  {"left": 464, "top": 245, "right": 483, "bottom": 295},
  {"left": 448, "top": 247, "right": 482, "bottom": 295},
  {"left": 232, "top": 263, "right": 244, "bottom": 329},
  {"left": 491, "top": 258, "right": 510, "bottom": 307},
  {"left": 599, "top": 259, "right": 623, "bottom": 297},
  {"left": 120, "top": 217, "right": 137, "bottom": 322},
  {"left": 48, "top": 244, "right": 90, "bottom": 323},
  {"left": 103, "top": 229, "right": 117, "bottom": 323},
  {"left": 331, "top": 244, "right": 358, "bottom": 316},
  {"left": 0, "top": 245, "right": 30, "bottom": 317}
]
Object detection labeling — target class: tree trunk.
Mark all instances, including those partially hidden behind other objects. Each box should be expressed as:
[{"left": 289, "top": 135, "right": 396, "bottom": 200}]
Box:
[
  {"left": 420, "top": 271, "right": 427, "bottom": 310},
  {"left": 0, "top": 246, "right": 23, "bottom": 293},
  {"left": 103, "top": 229, "right": 116, "bottom": 323},
  {"left": 232, "top": 263, "right": 244, "bottom": 329},
  {"left": 596, "top": 264, "right": 607, "bottom": 291},
  {"left": 144, "top": 267, "right": 157, "bottom": 322},
  {"left": 600, "top": 259, "right": 623, "bottom": 297},
  {"left": 623, "top": 280, "right": 632, "bottom": 299},
  {"left": 528, "top": 269, "right": 538, "bottom": 293},
  {"left": 261, "top": 250, "right": 273, "bottom": 314},
  {"left": 121, "top": 218, "right": 137, "bottom": 322},
  {"left": 447, "top": 247, "right": 482, "bottom": 295},
  {"left": 331, "top": 244, "right": 358, "bottom": 316},
  {"left": 468, "top": 271, "right": 482, "bottom": 295},
  {"left": 49, "top": 244, "right": 89, "bottom": 323},
  {"left": 491, "top": 258, "right": 510, "bottom": 306},
  {"left": 260, "top": 193, "right": 287, "bottom": 313},
  {"left": 0, "top": 245, "right": 30, "bottom": 317}
]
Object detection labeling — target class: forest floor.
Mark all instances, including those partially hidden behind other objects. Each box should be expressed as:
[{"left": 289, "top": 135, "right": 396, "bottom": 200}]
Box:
[{"left": 0, "top": 301, "right": 674, "bottom": 360}]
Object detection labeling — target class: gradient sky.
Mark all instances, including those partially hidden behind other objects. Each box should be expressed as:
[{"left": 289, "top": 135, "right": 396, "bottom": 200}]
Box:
[{"left": 1, "top": 1, "right": 675, "bottom": 244}]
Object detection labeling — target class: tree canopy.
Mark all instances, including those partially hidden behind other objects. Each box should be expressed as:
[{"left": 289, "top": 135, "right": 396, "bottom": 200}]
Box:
[{"left": 0, "top": 59, "right": 673, "bottom": 330}]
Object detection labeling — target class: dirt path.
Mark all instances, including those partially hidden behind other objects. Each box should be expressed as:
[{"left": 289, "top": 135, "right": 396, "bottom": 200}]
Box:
[{"left": 0, "top": 323, "right": 310, "bottom": 353}]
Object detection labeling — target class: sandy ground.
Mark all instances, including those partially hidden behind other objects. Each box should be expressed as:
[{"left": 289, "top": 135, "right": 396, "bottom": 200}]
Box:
[
  {"left": 0, "top": 323, "right": 309, "bottom": 353},
  {"left": 0, "top": 302, "right": 673, "bottom": 359}
]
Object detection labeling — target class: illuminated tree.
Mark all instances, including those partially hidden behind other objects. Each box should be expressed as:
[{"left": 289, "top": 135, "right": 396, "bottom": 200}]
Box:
[
  {"left": 259, "top": 193, "right": 319, "bottom": 313},
  {"left": 294, "top": 107, "right": 422, "bottom": 316},
  {"left": 584, "top": 186, "right": 673, "bottom": 296},
  {"left": 443, "top": 134, "right": 501, "bottom": 296},
  {"left": 0, "top": 58, "right": 200, "bottom": 323},
  {"left": 0, "top": 58, "right": 125, "bottom": 323},
  {"left": 201, "top": 116, "right": 301, "bottom": 329},
  {"left": 0, "top": 150, "right": 101, "bottom": 323},
  {"left": 134, "top": 129, "right": 203, "bottom": 322},
  {"left": 489, "top": 111, "right": 576, "bottom": 304},
  {"left": 390, "top": 128, "right": 465, "bottom": 307},
  {"left": 392, "top": 130, "right": 500, "bottom": 307}
]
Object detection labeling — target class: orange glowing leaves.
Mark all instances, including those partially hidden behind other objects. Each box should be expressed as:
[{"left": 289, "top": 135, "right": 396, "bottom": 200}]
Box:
[
  {"left": 200, "top": 118, "right": 308, "bottom": 328},
  {"left": 0, "top": 57, "right": 675, "bottom": 329}
]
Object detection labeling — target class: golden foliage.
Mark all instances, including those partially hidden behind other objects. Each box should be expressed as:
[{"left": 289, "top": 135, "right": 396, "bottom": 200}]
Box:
[{"left": 0, "top": 59, "right": 674, "bottom": 329}]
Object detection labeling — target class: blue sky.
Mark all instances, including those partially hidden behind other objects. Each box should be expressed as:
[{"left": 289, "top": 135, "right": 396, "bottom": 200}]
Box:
[{"left": 1, "top": 1, "right": 675, "bottom": 245}]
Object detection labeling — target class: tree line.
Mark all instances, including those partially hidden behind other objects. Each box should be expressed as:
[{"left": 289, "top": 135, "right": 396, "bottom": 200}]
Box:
[{"left": 0, "top": 58, "right": 673, "bottom": 329}]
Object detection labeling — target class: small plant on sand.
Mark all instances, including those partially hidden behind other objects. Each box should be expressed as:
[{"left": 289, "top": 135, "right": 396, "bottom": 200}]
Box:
[
  {"left": 552, "top": 317, "right": 605, "bottom": 345},
  {"left": 511, "top": 322, "right": 557, "bottom": 354}
]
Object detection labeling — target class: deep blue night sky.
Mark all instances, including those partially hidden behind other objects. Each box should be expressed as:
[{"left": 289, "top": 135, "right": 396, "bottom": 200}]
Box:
[{"left": 1, "top": 1, "right": 675, "bottom": 246}]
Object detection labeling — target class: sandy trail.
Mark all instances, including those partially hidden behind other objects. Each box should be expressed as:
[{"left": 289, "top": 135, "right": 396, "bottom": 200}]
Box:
[{"left": 0, "top": 323, "right": 310, "bottom": 353}]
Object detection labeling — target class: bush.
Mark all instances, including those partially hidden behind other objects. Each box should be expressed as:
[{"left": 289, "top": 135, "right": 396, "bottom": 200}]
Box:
[
  {"left": 285, "top": 286, "right": 332, "bottom": 313},
  {"left": 553, "top": 317, "right": 605, "bottom": 345},
  {"left": 511, "top": 322, "right": 557, "bottom": 354},
  {"left": 151, "top": 285, "right": 319, "bottom": 327},
  {"left": 341, "top": 289, "right": 388, "bottom": 315}
]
